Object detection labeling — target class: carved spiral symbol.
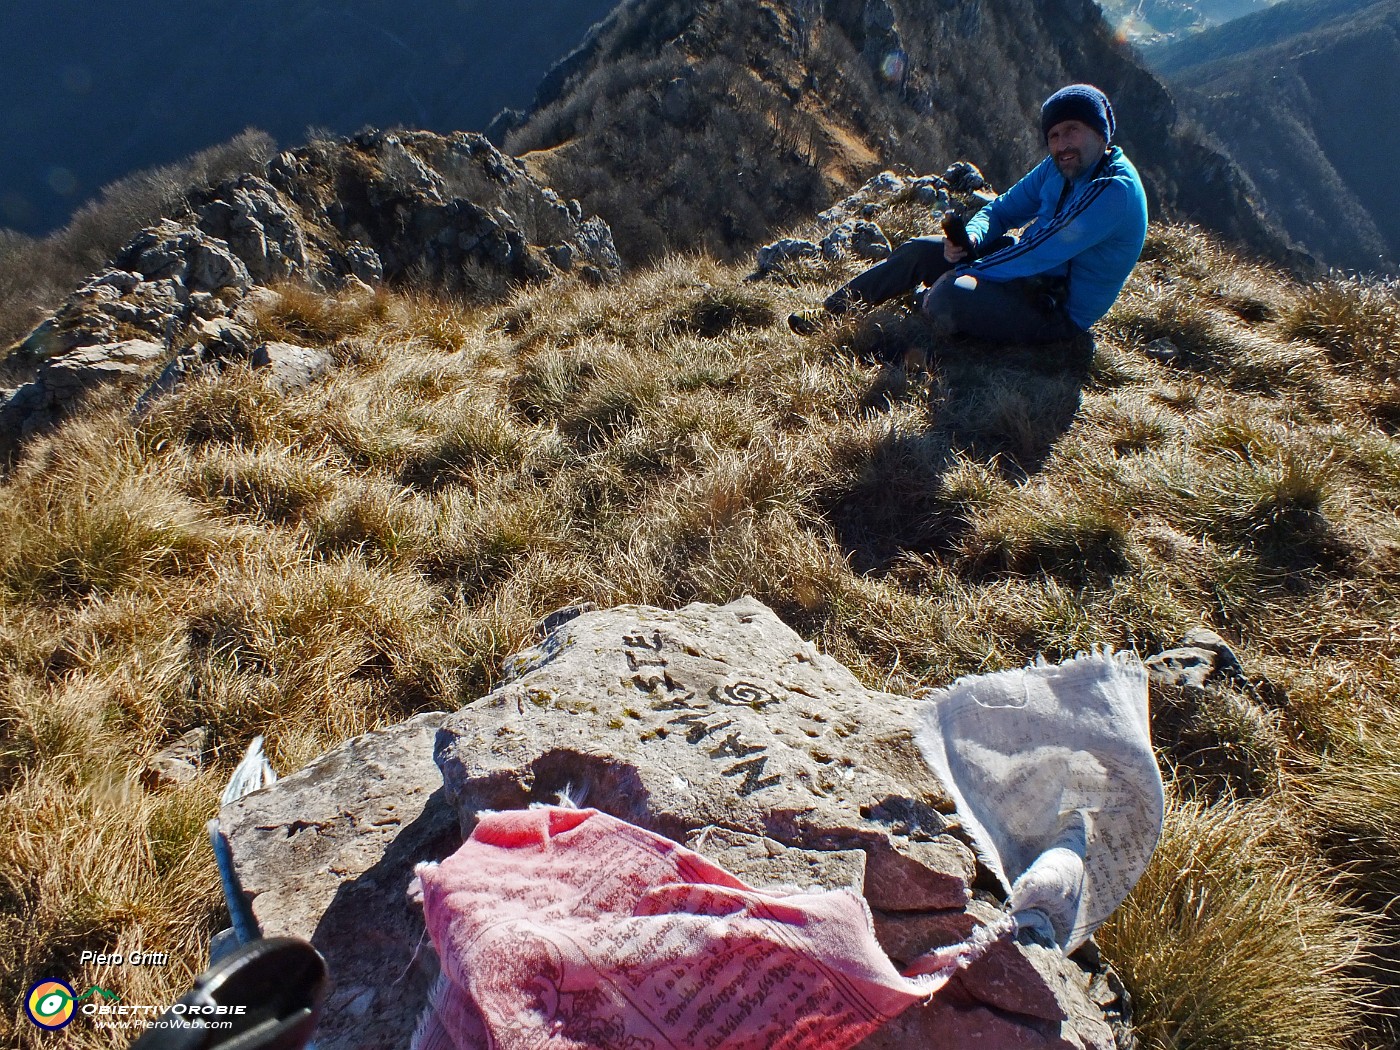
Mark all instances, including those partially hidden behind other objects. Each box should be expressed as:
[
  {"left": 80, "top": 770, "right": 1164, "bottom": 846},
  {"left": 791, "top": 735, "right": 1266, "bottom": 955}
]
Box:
[{"left": 713, "top": 680, "right": 775, "bottom": 709}]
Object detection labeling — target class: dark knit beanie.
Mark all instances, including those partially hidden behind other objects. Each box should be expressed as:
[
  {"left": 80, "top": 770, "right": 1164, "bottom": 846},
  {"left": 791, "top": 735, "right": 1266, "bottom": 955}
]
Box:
[{"left": 1040, "top": 84, "right": 1115, "bottom": 144}]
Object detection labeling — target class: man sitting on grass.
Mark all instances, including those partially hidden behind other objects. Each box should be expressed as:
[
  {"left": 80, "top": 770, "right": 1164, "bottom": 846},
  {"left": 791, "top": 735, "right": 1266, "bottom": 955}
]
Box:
[{"left": 790, "top": 84, "right": 1149, "bottom": 349}]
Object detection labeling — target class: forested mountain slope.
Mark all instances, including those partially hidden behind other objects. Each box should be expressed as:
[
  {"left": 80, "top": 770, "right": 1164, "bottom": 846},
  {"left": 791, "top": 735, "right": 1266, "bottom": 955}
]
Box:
[
  {"left": 1142, "top": 0, "right": 1400, "bottom": 273},
  {"left": 498, "top": 0, "right": 1291, "bottom": 265}
]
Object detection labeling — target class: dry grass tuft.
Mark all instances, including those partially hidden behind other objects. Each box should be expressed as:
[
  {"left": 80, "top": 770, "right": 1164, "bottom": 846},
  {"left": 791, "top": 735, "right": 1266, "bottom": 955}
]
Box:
[
  {"left": 0, "top": 430, "right": 221, "bottom": 601},
  {"left": 0, "top": 774, "right": 225, "bottom": 1047},
  {"left": 667, "top": 284, "right": 776, "bottom": 337},
  {"left": 246, "top": 282, "right": 392, "bottom": 347},
  {"left": 1283, "top": 277, "right": 1400, "bottom": 369},
  {"left": 1097, "top": 794, "right": 1375, "bottom": 1050},
  {"left": 136, "top": 368, "right": 330, "bottom": 452},
  {"left": 961, "top": 489, "right": 1132, "bottom": 584},
  {"left": 181, "top": 447, "right": 339, "bottom": 523},
  {"left": 1299, "top": 714, "right": 1400, "bottom": 1037}
]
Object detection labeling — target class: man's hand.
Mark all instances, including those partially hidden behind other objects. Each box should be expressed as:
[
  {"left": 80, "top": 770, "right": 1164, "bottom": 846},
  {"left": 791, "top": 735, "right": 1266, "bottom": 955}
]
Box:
[{"left": 940, "top": 211, "right": 974, "bottom": 263}]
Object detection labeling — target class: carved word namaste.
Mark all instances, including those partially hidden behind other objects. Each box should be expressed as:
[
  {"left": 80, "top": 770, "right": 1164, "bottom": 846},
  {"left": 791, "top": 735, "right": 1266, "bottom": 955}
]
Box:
[{"left": 622, "top": 631, "right": 782, "bottom": 797}]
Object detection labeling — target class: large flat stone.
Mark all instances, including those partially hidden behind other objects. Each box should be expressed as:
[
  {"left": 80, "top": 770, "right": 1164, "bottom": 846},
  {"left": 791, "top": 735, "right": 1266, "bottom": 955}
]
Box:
[
  {"left": 435, "top": 597, "right": 976, "bottom": 913},
  {"left": 220, "top": 712, "right": 458, "bottom": 1050}
]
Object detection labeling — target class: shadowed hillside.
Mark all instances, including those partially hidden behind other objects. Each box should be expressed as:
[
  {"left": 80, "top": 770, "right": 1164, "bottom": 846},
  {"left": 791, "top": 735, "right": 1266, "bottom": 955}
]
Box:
[
  {"left": 498, "top": 0, "right": 1291, "bottom": 266},
  {"left": 0, "top": 0, "right": 616, "bottom": 237},
  {"left": 1143, "top": 0, "right": 1400, "bottom": 273}
]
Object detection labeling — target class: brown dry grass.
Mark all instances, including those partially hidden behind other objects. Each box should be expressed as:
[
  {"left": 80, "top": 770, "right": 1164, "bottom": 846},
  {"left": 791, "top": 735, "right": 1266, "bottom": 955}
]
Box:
[{"left": 1, "top": 219, "right": 1397, "bottom": 1046}]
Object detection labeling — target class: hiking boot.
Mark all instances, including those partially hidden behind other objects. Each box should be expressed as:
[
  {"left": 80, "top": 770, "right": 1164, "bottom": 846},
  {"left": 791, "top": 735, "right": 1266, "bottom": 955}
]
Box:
[
  {"left": 787, "top": 308, "right": 832, "bottom": 336},
  {"left": 896, "top": 346, "right": 931, "bottom": 372}
]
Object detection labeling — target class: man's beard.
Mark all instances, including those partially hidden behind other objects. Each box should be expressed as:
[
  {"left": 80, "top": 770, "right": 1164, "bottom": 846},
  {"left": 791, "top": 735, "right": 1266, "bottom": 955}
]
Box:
[{"left": 1055, "top": 151, "right": 1089, "bottom": 180}]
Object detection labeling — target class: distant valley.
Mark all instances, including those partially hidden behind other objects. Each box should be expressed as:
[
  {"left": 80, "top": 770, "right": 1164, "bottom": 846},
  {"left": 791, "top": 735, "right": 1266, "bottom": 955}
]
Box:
[{"left": 1141, "top": 0, "right": 1400, "bottom": 273}]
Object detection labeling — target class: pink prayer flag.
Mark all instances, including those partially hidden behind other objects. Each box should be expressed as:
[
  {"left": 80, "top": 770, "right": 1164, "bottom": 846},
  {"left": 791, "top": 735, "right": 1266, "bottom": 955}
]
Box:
[{"left": 413, "top": 807, "right": 1002, "bottom": 1050}]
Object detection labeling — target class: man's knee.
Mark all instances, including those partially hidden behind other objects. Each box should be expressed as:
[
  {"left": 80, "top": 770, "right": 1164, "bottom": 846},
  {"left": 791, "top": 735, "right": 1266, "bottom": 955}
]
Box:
[{"left": 921, "top": 271, "right": 978, "bottom": 335}]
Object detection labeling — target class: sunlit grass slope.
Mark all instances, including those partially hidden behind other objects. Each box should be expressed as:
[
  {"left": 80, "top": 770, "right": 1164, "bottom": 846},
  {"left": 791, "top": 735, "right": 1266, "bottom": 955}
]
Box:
[{"left": 1, "top": 216, "right": 1397, "bottom": 1046}]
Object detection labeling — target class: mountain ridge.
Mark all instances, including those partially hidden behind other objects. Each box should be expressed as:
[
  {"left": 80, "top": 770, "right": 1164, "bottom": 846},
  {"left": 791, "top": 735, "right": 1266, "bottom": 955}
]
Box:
[{"left": 496, "top": 0, "right": 1294, "bottom": 268}]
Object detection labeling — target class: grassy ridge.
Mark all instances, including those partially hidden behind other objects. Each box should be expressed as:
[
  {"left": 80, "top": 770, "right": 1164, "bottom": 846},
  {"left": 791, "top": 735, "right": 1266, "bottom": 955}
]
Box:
[{"left": 1, "top": 217, "right": 1397, "bottom": 1046}]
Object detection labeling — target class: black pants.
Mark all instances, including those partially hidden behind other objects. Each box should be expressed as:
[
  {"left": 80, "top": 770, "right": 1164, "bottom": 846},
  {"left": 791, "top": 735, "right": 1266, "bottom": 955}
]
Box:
[{"left": 825, "top": 235, "right": 1081, "bottom": 345}]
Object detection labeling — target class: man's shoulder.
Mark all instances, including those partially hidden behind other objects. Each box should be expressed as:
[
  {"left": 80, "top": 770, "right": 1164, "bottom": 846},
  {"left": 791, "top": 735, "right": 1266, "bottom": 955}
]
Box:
[{"left": 1100, "top": 147, "right": 1144, "bottom": 189}]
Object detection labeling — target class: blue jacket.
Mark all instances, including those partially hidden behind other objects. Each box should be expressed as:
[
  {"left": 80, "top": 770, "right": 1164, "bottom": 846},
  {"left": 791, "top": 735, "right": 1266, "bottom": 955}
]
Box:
[{"left": 964, "top": 146, "right": 1148, "bottom": 330}]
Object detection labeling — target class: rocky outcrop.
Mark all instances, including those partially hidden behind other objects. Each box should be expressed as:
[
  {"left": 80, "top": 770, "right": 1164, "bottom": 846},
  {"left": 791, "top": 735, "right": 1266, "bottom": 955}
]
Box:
[
  {"left": 1, "top": 131, "right": 620, "bottom": 463},
  {"left": 752, "top": 163, "right": 991, "bottom": 278},
  {"left": 258, "top": 130, "right": 620, "bottom": 289},
  {"left": 221, "top": 598, "right": 1126, "bottom": 1050},
  {"left": 1145, "top": 627, "right": 1283, "bottom": 798}
]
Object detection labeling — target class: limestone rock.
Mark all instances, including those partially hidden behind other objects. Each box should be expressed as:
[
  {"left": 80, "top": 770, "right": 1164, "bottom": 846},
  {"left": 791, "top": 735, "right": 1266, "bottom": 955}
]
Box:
[
  {"left": 818, "top": 171, "right": 908, "bottom": 227},
  {"left": 287, "top": 129, "right": 622, "bottom": 289},
  {"left": 685, "top": 826, "right": 867, "bottom": 893},
  {"left": 755, "top": 237, "right": 821, "bottom": 273},
  {"left": 220, "top": 712, "right": 458, "bottom": 1050},
  {"left": 140, "top": 727, "right": 211, "bottom": 791},
  {"left": 38, "top": 339, "right": 167, "bottom": 403},
  {"left": 911, "top": 175, "right": 952, "bottom": 208},
  {"left": 851, "top": 220, "right": 892, "bottom": 260},
  {"left": 1144, "top": 627, "right": 1250, "bottom": 695},
  {"left": 871, "top": 897, "right": 1004, "bottom": 964},
  {"left": 340, "top": 243, "right": 384, "bottom": 285},
  {"left": 1, "top": 129, "right": 621, "bottom": 461},
  {"left": 1143, "top": 337, "right": 1180, "bottom": 363},
  {"left": 437, "top": 598, "right": 974, "bottom": 909},
  {"left": 251, "top": 341, "right": 334, "bottom": 395},
  {"left": 117, "top": 221, "right": 253, "bottom": 294},
  {"left": 1143, "top": 644, "right": 1217, "bottom": 692},
  {"left": 195, "top": 174, "right": 309, "bottom": 283},
  {"left": 822, "top": 223, "right": 854, "bottom": 261}
]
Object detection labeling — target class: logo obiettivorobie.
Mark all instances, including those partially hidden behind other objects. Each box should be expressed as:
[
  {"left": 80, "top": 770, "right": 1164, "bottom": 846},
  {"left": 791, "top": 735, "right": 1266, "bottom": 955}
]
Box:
[
  {"left": 24, "top": 979, "right": 77, "bottom": 1030},
  {"left": 24, "top": 980, "right": 120, "bottom": 1029}
]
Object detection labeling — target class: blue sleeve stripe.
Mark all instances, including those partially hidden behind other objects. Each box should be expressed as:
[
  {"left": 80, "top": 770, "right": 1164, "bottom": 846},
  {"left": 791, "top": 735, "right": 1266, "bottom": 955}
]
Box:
[{"left": 973, "top": 177, "right": 1113, "bottom": 273}]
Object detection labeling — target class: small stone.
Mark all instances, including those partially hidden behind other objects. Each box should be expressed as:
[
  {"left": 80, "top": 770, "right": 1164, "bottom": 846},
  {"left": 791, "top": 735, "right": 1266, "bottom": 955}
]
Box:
[
  {"left": 1143, "top": 646, "right": 1218, "bottom": 691},
  {"left": 1144, "top": 337, "right": 1180, "bottom": 362},
  {"left": 821, "top": 223, "right": 853, "bottom": 261},
  {"left": 251, "top": 342, "right": 333, "bottom": 394},
  {"left": 140, "top": 727, "right": 211, "bottom": 791},
  {"left": 755, "top": 237, "right": 821, "bottom": 273},
  {"left": 851, "top": 221, "right": 892, "bottom": 261},
  {"left": 943, "top": 161, "right": 988, "bottom": 193}
]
